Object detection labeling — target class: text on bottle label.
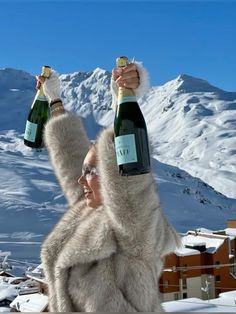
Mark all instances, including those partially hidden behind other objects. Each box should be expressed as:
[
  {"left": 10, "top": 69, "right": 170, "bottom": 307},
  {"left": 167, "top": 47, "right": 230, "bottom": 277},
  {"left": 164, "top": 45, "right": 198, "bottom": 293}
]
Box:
[
  {"left": 115, "top": 134, "right": 138, "bottom": 165},
  {"left": 24, "top": 120, "right": 37, "bottom": 142}
]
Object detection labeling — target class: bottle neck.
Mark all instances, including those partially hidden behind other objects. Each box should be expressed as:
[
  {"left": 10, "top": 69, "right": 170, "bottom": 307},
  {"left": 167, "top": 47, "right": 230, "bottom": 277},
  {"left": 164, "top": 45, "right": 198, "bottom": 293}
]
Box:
[
  {"left": 35, "top": 85, "right": 47, "bottom": 101},
  {"left": 117, "top": 87, "right": 136, "bottom": 105}
]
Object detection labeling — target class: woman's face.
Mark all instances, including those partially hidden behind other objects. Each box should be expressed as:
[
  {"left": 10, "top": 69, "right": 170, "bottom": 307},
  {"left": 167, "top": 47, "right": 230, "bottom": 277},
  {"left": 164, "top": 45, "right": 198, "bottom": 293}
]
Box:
[{"left": 78, "top": 148, "right": 102, "bottom": 208}]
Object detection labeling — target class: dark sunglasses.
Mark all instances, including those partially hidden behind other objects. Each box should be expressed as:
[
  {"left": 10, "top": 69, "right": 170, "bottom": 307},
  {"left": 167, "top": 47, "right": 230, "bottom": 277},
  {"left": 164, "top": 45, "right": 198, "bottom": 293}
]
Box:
[{"left": 82, "top": 164, "right": 99, "bottom": 178}]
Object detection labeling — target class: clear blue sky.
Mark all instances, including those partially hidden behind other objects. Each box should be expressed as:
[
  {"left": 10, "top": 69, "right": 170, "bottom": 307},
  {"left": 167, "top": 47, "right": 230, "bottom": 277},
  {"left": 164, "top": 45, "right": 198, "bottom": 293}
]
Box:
[{"left": 1, "top": 0, "right": 236, "bottom": 91}]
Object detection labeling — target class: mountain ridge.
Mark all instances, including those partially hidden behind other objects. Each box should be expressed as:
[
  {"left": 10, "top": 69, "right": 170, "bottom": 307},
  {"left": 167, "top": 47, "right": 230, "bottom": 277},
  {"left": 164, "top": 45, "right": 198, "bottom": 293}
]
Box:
[{"left": 0, "top": 66, "right": 235, "bottom": 200}]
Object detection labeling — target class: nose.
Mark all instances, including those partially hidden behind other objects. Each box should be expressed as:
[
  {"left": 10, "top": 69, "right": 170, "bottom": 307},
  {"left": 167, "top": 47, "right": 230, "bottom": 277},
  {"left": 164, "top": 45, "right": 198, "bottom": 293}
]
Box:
[{"left": 78, "top": 175, "right": 86, "bottom": 186}]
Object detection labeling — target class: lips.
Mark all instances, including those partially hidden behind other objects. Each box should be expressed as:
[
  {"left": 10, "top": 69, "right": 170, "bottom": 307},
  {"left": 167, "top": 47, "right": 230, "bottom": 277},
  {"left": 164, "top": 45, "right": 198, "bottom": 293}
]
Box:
[{"left": 84, "top": 190, "right": 92, "bottom": 198}]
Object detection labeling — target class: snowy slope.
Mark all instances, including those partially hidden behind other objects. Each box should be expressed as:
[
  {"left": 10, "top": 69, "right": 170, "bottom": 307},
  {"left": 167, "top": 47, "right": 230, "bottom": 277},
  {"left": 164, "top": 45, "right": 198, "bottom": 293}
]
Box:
[
  {"left": 141, "top": 74, "right": 236, "bottom": 199},
  {"left": 0, "top": 67, "right": 235, "bottom": 273}
]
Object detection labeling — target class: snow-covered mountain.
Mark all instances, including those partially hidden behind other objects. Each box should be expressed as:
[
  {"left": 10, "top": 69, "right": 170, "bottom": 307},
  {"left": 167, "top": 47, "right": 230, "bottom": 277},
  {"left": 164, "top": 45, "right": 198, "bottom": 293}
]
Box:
[
  {"left": 0, "top": 67, "right": 235, "bottom": 273},
  {"left": 143, "top": 74, "right": 236, "bottom": 199}
]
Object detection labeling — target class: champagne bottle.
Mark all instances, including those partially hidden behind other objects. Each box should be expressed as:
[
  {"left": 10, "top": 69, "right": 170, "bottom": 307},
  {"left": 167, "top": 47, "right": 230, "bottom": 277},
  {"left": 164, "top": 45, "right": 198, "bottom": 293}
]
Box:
[
  {"left": 24, "top": 66, "right": 51, "bottom": 148},
  {"left": 114, "top": 56, "right": 150, "bottom": 176}
]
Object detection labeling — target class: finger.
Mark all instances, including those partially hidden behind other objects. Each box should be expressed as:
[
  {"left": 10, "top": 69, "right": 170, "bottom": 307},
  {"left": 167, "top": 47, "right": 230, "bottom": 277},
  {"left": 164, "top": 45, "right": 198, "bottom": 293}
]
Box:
[
  {"left": 116, "top": 74, "right": 139, "bottom": 85},
  {"left": 116, "top": 77, "right": 139, "bottom": 89},
  {"left": 36, "top": 75, "right": 46, "bottom": 84},
  {"left": 112, "top": 68, "right": 122, "bottom": 81},
  {"left": 119, "top": 69, "right": 139, "bottom": 81},
  {"left": 124, "top": 80, "right": 139, "bottom": 89},
  {"left": 36, "top": 80, "right": 41, "bottom": 90},
  {"left": 122, "top": 63, "right": 137, "bottom": 73}
]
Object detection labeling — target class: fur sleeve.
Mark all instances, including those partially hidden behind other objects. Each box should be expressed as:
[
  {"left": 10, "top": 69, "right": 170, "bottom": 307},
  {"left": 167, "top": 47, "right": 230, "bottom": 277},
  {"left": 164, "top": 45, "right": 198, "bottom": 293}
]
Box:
[
  {"left": 96, "top": 128, "right": 181, "bottom": 256},
  {"left": 44, "top": 112, "right": 90, "bottom": 207}
]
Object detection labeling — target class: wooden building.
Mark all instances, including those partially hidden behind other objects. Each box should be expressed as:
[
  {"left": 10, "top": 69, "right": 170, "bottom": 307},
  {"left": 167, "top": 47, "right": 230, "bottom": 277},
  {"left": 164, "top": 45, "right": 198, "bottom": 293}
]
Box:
[{"left": 160, "top": 220, "right": 236, "bottom": 302}]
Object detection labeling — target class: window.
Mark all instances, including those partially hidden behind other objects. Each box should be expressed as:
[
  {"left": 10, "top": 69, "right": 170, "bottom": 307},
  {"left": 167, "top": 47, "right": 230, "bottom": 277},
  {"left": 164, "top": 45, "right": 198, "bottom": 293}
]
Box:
[
  {"left": 215, "top": 261, "right": 220, "bottom": 269},
  {"left": 215, "top": 275, "right": 221, "bottom": 282},
  {"left": 183, "top": 292, "right": 188, "bottom": 299},
  {"left": 174, "top": 293, "right": 179, "bottom": 300},
  {"left": 182, "top": 278, "right": 187, "bottom": 290}
]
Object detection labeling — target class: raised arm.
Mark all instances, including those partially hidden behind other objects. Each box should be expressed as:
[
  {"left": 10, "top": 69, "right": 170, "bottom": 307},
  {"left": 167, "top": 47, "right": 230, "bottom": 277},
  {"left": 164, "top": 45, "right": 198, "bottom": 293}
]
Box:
[
  {"left": 39, "top": 71, "right": 90, "bottom": 207},
  {"left": 97, "top": 61, "right": 180, "bottom": 256},
  {"left": 44, "top": 113, "right": 90, "bottom": 207}
]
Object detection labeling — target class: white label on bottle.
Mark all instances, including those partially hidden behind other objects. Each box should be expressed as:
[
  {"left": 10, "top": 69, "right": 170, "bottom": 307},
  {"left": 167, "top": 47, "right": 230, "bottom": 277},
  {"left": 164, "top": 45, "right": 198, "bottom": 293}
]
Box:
[
  {"left": 115, "top": 134, "right": 137, "bottom": 165},
  {"left": 37, "top": 95, "right": 47, "bottom": 101},
  {"left": 24, "top": 120, "right": 37, "bottom": 142},
  {"left": 118, "top": 96, "right": 136, "bottom": 105}
]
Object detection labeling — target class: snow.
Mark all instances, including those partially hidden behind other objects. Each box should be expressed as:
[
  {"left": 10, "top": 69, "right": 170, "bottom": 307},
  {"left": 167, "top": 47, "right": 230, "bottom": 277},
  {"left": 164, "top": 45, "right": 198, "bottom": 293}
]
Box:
[
  {"left": 30, "top": 263, "right": 43, "bottom": 275},
  {"left": 175, "top": 247, "right": 200, "bottom": 257},
  {"left": 0, "top": 307, "right": 10, "bottom": 312},
  {"left": 163, "top": 296, "right": 236, "bottom": 312},
  {"left": 219, "top": 290, "right": 236, "bottom": 302},
  {"left": 0, "top": 67, "right": 236, "bottom": 274},
  {"left": 182, "top": 234, "right": 225, "bottom": 254},
  {"left": 142, "top": 75, "right": 236, "bottom": 199},
  {"left": 0, "top": 282, "right": 18, "bottom": 302},
  {"left": 225, "top": 228, "right": 236, "bottom": 237},
  {"left": 163, "top": 291, "right": 236, "bottom": 312},
  {"left": 10, "top": 293, "right": 48, "bottom": 312}
]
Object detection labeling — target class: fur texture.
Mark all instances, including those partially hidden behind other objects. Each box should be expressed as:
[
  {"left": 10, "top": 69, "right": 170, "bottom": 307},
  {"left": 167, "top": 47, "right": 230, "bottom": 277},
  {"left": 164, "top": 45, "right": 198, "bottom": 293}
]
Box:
[{"left": 41, "top": 113, "right": 181, "bottom": 312}]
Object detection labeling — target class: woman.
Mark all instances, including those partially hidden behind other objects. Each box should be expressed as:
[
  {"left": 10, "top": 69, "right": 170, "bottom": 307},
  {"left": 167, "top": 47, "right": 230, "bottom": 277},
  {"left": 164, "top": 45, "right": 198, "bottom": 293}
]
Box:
[{"left": 40, "top": 61, "right": 180, "bottom": 312}]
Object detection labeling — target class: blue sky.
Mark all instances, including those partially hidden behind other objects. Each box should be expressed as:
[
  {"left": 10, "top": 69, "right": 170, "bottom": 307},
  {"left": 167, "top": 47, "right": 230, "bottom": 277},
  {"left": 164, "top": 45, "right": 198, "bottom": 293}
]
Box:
[{"left": 1, "top": 0, "right": 236, "bottom": 91}]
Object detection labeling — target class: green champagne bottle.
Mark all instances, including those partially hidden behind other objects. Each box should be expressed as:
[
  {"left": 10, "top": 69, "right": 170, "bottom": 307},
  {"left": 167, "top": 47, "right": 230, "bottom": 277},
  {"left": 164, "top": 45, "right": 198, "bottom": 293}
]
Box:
[
  {"left": 24, "top": 66, "right": 51, "bottom": 148},
  {"left": 114, "top": 56, "right": 151, "bottom": 176}
]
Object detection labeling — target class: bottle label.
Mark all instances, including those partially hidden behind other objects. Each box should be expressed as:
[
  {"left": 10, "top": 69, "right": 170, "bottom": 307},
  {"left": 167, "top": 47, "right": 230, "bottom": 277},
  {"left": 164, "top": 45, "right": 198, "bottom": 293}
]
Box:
[
  {"left": 37, "top": 95, "right": 47, "bottom": 101},
  {"left": 118, "top": 95, "right": 136, "bottom": 105},
  {"left": 115, "top": 134, "right": 137, "bottom": 165},
  {"left": 24, "top": 120, "right": 37, "bottom": 142}
]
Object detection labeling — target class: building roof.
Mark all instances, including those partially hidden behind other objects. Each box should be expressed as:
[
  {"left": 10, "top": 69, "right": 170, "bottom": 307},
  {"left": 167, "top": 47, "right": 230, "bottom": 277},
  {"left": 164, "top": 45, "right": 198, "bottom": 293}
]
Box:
[
  {"left": 25, "top": 263, "right": 47, "bottom": 284},
  {"left": 0, "top": 282, "right": 17, "bottom": 302},
  {"left": 31, "top": 263, "right": 43, "bottom": 274},
  {"left": 163, "top": 296, "right": 236, "bottom": 312},
  {"left": 225, "top": 228, "right": 236, "bottom": 238},
  {"left": 181, "top": 233, "right": 226, "bottom": 254},
  {"left": 0, "top": 271, "right": 14, "bottom": 277},
  {"left": 175, "top": 247, "right": 200, "bottom": 257},
  {"left": 10, "top": 293, "right": 48, "bottom": 312}
]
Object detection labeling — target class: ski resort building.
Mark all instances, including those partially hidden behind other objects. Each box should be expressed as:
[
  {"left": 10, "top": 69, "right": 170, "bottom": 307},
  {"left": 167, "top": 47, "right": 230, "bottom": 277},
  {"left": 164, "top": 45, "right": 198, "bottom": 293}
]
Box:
[{"left": 160, "top": 220, "right": 236, "bottom": 302}]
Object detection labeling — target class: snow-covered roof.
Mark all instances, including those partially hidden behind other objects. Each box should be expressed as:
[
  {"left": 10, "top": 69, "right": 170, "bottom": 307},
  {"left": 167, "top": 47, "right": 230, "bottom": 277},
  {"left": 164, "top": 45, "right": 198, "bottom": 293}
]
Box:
[
  {"left": 163, "top": 296, "right": 236, "bottom": 312},
  {"left": 6, "top": 277, "right": 26, "bottom": 284},
  {"left": 196, "top": 228, "right": 213, "bottom": 233},
  {"left": 10, "top": 293, "right": 48, "bottom": 312},
  {"left": 181, "top": 233, "right": 226, "bottom": 254},
  {"left": 0, "top": 271, "right": 14, "bottom": 277},
  {"left": 225, "top": 228, "right": 236, "bottom": 237},
  {"left": 175, "top": 247, "right": 200, "bottom": 257},
  {"left": 31, "top": 263, "right": 43, "bottom": 274},
  {"left": 0, "top": 282, "right": 17, "bottom": 302},
  {"left": 26, "top": 263, "right": 46, "bottom": 284}
]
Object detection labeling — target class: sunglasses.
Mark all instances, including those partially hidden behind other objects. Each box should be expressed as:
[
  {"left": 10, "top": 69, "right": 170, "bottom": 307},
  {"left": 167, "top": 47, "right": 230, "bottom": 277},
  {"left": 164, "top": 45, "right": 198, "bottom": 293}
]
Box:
[{"left": 81, "top": 164, "right": 99, "bottom": 178}]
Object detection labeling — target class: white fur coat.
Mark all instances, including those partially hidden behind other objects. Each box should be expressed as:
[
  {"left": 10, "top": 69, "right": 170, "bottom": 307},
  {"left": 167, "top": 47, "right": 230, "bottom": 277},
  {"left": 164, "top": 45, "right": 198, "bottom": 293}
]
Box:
[{"left": 41, "top": 112, "right": 180, "bottom": 312}]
